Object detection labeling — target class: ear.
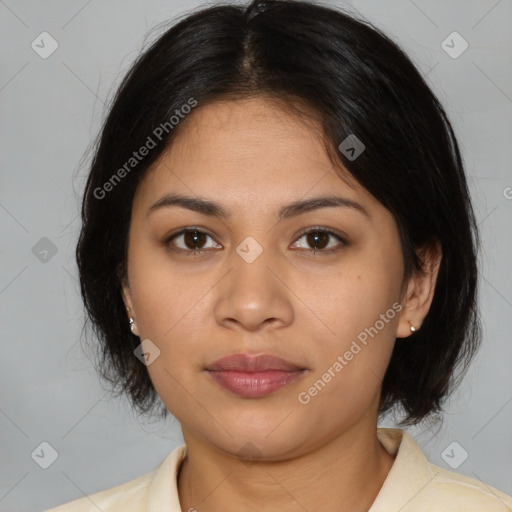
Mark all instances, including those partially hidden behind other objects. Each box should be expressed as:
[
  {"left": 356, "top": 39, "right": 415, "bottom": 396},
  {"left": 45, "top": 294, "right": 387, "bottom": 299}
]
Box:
[
  {"left": 396, "top": 240, "right": 442, "bottom": 338},
  {"left": 119, "top": 271, "right": 139, "bottom": 336}
]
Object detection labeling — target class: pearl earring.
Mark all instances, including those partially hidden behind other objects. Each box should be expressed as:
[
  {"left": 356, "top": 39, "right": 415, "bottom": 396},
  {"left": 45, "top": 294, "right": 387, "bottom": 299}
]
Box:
[
  {"left": 126, "top": 307, "right": 137, "bottom": 334},
  {"left": 410, "top": 325, "right": 416, "bottom": 332}
]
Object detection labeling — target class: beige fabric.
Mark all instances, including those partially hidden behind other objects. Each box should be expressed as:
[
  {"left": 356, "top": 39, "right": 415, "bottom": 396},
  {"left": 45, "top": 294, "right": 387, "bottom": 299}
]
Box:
[{"left": 45, "top": 428, "right": 512, "bottom": 511}]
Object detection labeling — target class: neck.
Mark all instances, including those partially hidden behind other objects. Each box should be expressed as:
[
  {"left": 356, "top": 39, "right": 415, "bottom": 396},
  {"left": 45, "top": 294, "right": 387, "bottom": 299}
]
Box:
[{"left": 177, "top": 421, "right": 395, "bottom": 512}]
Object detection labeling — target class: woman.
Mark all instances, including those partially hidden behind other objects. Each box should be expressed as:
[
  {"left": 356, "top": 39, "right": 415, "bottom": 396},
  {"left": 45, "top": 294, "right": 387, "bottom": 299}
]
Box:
[{"left": 46, "top": 0, "right": 512, "bottom": 510}]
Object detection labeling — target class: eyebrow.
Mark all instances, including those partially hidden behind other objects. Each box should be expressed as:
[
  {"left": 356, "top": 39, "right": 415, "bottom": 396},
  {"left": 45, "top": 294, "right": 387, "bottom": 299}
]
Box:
[{"left": 147, "top": 192, "right": 371, "bottom": 221}]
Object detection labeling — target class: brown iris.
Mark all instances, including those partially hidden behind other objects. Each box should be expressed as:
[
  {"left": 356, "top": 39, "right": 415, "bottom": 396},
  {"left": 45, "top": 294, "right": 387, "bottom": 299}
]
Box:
[
  {"left": 183, "top": 230, "right": 207, "bottom": 250},
  {"left": 306, "top": 231, "right": 330, "bottom": 250}
]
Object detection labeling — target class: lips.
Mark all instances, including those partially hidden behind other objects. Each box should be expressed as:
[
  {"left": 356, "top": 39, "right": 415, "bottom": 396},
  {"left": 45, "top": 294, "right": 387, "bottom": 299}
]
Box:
[
  {"left": 206, "top": 353, "right": 305, "bottom": 372},
  {"left": 205, "top": 353, "right": 307, "bottom": 398}
]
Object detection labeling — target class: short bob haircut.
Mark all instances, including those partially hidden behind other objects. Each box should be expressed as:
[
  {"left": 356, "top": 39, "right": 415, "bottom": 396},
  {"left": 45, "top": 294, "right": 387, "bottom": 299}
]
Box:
[{"left": 76, "top": 0, "right": 481, "bottom": 426}]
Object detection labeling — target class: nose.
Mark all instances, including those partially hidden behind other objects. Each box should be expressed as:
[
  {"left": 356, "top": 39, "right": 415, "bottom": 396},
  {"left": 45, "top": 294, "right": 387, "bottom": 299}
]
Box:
[{"left": 213, "top": 246, "right": 294, "bottom": 333}]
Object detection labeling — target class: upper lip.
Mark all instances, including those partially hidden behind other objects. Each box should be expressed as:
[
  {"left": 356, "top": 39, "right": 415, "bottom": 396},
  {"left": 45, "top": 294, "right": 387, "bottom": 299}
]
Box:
[{"left": 206, "top": 353, "right": 305, "bottom": 372}]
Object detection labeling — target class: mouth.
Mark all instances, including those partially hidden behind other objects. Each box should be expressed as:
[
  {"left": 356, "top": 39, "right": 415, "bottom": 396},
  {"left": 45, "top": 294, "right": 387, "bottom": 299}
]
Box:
[{"left": 205, "top": 353, "right": 307, "bottom": 398}]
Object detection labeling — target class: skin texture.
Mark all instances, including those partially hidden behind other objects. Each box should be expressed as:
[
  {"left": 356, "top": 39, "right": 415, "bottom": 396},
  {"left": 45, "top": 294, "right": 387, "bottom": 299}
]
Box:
[{"left": 121, "top": 97, "right": 441, "bottom": 512}]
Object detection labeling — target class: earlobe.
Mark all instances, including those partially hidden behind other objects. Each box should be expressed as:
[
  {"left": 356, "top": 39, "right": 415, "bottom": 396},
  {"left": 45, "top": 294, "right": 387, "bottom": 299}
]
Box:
[
  {"left": 396, "top": 240, "right": 442, "bottom": 339},
  {"left": 396, "top": 278, "right": 419, "bottom": 338},
  {"left": 120, "top": 274, "right": 133, "bottom": 311},
  {"left": 128, "top": 312, "right": 139, "bottom": 336},
  {"left": 120, "top": 277, "right": 140, "bottom": 336}
]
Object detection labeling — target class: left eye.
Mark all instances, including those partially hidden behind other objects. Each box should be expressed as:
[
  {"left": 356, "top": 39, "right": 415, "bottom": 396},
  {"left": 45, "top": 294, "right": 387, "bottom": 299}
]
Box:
[{"left": 291, "top": 228, "right": 345, "bottom": 253}]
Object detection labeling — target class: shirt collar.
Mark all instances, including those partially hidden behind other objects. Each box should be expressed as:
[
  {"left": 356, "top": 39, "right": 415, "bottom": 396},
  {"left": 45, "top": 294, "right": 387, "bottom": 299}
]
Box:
[
  {"left": 369, "top": 428, "right": 436, "bottom": 511},
  {"left": 147, "top": 443, "right": 187, "bottom": 511}
]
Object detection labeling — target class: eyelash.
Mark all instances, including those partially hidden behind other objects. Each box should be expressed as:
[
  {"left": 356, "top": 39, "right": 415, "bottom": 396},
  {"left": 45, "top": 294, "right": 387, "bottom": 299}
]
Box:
[{"left": 164, "top": 227, "right": 346, "bottom": 257}]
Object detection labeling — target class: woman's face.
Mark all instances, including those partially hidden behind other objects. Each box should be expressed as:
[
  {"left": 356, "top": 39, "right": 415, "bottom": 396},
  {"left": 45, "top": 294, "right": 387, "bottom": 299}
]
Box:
[{"left": 122, "top": 97, "right": 414, "bottom": 459}]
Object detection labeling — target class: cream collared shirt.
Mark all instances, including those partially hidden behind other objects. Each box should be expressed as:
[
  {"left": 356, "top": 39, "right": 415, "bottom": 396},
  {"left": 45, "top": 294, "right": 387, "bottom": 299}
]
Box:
[{"left": 45, "top": 428, "right": 512, "bottom": 511}]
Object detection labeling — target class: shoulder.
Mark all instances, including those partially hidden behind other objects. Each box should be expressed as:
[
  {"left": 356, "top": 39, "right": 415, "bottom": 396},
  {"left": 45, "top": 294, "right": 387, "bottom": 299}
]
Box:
[
  {"left": 419, "top": 462, "right": 512, "bottom": 511},
  {"left": 43, "top": 444, "right": 187, "bottom": 512},
  {"left": 373, "top": 428, "right": 512, "bottom": 511},
  {"left": 43, "top": 471, "right": 153, "bottom": 512}
]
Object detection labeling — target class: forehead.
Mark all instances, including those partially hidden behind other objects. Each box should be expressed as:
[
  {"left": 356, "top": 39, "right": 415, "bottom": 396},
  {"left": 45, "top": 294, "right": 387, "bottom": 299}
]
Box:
[{"left": 134, "top": 97, "right": 378, "bottom": 216}]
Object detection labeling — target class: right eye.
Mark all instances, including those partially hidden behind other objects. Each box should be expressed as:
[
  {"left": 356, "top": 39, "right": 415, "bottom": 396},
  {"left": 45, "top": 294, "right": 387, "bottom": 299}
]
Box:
[{"left": 165, "top": 228, "right": 222, "bottom": 256}]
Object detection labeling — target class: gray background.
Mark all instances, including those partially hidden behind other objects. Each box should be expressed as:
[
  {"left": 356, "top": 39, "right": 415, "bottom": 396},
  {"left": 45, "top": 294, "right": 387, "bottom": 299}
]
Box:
[{"left": 0, "top": 0, "right": 511, "bottom": 510}]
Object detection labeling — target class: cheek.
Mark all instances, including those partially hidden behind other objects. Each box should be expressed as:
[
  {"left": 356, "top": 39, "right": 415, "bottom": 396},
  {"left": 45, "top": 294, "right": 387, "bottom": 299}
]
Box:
[
  {"left": 126, "top": 242, "right": 218, "bottom": 399},
  {"left": 297, "top": 254, "right": 401, "bottom": 395},
  {"left": 300, "top": 254, "right": 401, "bottom": 343},
  {"left": 135, "top": 295, "right": 212, "bottom": 422},
  {"left": 296, "top": 278, "right": 399, "bottom": 425},
  {"left": 127, "top": 234, "right": 213, "bottom": 338}
]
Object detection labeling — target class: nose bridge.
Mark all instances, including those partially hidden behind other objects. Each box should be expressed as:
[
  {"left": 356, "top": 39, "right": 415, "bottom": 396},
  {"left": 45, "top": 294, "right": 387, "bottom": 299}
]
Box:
[
  {"left": 233, "top": 236, "right": 275, "bottom": 293},
  {"left": 213, "top": 235, "right": 294, "bottom": 331}
]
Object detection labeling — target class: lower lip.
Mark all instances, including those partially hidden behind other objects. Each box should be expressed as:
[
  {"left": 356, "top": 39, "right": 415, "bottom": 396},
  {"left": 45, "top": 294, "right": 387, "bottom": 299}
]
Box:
[{"left": 206, "top": 369, "right": 306, "bottom": 398}]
